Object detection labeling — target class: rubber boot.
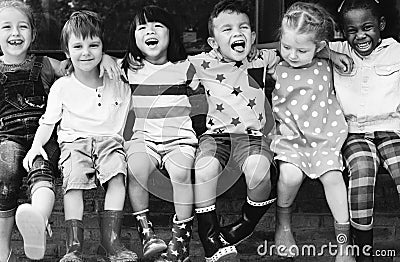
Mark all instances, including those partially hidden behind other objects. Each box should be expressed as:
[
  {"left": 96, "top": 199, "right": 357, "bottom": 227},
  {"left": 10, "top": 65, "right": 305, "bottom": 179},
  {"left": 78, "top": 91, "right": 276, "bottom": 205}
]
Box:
[
  {"left": 220, "top": 197, "right": 276, "bottom": 245},
  {"left": 134, "top": 209, "right": 167, "bottom": 259},
  {"left": 195, "top": 205, "right": 237, "bottom": 262},
  {"left": 274, "top": 205, "right": 297, "bottom": 257},
  {"left": 97, "top": 210, "right": 138, "bottom": 262},
  {"left": 162, "top": 215, "right": 194, "bottom": 262},
  {"left": 352, "top": 227, "right": 373, "bottom": 262},
  {"left": 334, "top": 221, "right": 356, "bottom": 262},
  {"left": 59, "top": 219, "right": 84, "bottom": 262},
  {"left": 16, "top": 203, "right": 49, "bottom": 260}
]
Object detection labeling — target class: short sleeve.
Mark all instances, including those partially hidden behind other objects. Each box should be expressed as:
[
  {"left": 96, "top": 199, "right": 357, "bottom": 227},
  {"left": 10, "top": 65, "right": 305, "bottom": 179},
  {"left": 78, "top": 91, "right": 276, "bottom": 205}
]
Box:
[
  {"left": 186, "top": 59, "right": 200, "bottom": 91},
  {"left": 248, "top": 49, "right": 280, "bottom": 73},
  {"left": 40, "top": 56, "right": 56, "bottom": 94},
  {"left": 39, "top": 79, "right": 63, "bottom": 125}
]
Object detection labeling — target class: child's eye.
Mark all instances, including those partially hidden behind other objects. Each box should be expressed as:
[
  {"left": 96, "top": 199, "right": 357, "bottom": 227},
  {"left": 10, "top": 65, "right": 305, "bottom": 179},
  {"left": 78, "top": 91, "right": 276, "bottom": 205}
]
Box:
[
  {"left": 1, "top": 25, "right": 10, "bottom": 30},
  {"left": 19, "top": 24, "right": 29, "bottom": 29},
  {"left": 154, "top": 23, "right": 164, "bottom": 28},
  {"left": 222, "top": 28, "right": 231, "bottom": 32},
  {"left": 240, "top": 25, "right": 250, "bottom": 30},
  {"left": 298, "top": 50, "right": 307, "bottom": 54},
  {"left": 90, "top": 44, "right": 100, "bottom": 48},
  {"left": 136, "top": 26, "right": 146, "bottom": 31},
  {"left": 282, "top": 45, "right": 290, "bottom": 50}
]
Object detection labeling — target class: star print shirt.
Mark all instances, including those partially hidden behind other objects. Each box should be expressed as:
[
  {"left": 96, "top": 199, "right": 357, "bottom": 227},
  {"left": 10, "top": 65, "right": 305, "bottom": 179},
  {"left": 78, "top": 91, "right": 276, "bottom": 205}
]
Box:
[
  {"left": 125, "top": 59, "right": 197, "bottom": 145},
  {"left": 270, "top": 59, "right": 348, "bottom": 179},
  {"left": 188, "top": 49, "right": 279, "bottom": 136}
]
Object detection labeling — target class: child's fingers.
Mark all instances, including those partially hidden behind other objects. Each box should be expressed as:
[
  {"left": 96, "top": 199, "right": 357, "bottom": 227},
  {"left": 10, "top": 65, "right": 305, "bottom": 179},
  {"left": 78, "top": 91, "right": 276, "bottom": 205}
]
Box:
[
  {"left": 40, "top": 148, "right": 49, "bottom": 161},
  {"left": 99, "top": 66, "right": 106, "bottom": 78}
]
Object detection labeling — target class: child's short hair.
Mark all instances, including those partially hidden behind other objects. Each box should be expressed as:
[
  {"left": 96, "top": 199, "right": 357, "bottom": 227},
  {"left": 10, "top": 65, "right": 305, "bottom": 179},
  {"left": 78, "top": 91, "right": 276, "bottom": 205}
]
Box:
[
  {"left": 280, "top": 2, "right": 335, "bottom": 43},
  {"left": 0, "top": 0, "right": 36, "bottom": 40},
  {"left": 338, "top": 0, "right": 382, "bottom": 22},
  {"left": 60, "top": 10, "right": 104, "bottom": 54},
  {"left": 208, "top": 0, "right": 252, "bottom": 37},
  {"left": 121, "top": 5, "right": 186, "bottom": 74}
]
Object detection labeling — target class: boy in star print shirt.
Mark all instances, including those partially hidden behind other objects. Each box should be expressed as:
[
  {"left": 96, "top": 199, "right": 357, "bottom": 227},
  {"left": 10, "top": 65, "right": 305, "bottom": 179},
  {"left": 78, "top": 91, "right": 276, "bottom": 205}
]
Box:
[{"left": 188, "top": 0, "right": 279, "bottom": 260}]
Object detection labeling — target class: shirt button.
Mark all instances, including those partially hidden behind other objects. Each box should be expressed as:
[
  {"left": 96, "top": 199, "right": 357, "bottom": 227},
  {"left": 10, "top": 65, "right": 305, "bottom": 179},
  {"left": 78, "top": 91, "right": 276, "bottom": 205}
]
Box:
[
  {"left": 115, "top": 102, "right": 118, "bottom": 105},
  {"left": 98, "top": 94, "right": 101, "bottom": 97},
  {"left": 98, "top": 103, "right": 101, "bottom": 106}
]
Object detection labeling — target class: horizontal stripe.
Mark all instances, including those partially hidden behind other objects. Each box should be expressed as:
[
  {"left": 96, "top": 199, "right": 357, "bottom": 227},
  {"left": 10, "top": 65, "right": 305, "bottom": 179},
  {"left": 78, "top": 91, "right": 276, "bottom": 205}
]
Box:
[
  {"left": 131, "top": 95, "right": 191, "bottom": 108},
  {"left": 134, "top": 106, "right": 191, "bottom": 119},
  {"left": 130, "top": 84, "right": 189, "bottom": 96}
]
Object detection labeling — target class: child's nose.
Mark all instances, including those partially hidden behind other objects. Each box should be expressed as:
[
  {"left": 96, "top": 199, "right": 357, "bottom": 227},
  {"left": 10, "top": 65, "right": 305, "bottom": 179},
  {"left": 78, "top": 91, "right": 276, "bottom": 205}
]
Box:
[
  {"left": 355, "top": 31, "right": 366, "bottom": 39},
  {"left": 11, "top": 26, "right": 20, "bottom": 36},
  {"left": 289, "top": 50, "right": 297, "bottom": 59}
]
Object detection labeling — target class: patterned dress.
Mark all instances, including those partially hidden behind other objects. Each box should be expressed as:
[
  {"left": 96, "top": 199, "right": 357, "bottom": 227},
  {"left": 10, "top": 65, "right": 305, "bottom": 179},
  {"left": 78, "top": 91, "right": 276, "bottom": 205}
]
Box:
[{"left": 270, "top": 59, "right": 348, "bottom": 179}]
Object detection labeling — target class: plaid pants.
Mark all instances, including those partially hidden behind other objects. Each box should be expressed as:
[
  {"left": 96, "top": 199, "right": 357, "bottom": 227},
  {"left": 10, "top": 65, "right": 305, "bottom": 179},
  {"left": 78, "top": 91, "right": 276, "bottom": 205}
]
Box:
[{"left": 342, "top": 131, "right": 400, "bottom": 230}]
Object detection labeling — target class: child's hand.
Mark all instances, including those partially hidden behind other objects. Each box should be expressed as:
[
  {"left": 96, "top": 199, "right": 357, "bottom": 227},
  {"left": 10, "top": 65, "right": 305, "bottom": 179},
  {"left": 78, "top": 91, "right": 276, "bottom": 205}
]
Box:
[
  {"left": 331, "top": 52, "right": 354, "bottom": 74},
  {"left": 247, "top": 44, "right": 260, "bottom": 62},
  {"left": 23, "top": 146, "right": 48, "bottom": 171},
  {"left": 99, "top": 54, "right": 121, "bottom": 79},
  {"left": 59, "top": 58, "right": 73, "bottom": 76},
  {"left": 128, "top": 55, "right": 144, "bottom": 72}
]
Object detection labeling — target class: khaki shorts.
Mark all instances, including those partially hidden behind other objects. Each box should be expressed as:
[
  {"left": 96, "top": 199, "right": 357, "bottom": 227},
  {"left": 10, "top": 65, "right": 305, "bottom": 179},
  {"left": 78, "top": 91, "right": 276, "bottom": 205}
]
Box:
[{"left": 59, "top": 136, "right": 127, "bottom": 194}]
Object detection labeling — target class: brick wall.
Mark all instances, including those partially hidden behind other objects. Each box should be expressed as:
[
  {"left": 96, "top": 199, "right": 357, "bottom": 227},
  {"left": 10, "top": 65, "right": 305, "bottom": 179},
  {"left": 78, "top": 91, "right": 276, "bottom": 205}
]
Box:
[{"left": 12, "top": 166, "right": 400, "bottom": 262}]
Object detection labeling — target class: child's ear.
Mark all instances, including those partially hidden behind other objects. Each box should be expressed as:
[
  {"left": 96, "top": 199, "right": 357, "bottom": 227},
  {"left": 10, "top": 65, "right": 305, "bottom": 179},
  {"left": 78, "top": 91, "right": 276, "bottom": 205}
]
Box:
[
  {"left": 379, "top": 16, "right": 386, "bottom": 31},
  {"left": 316, "top": 40, "right": 327, "bottom": 53},
  {"left": 207, "top": 37, "right": 219, "bottom": 50},
  {"left": 251, "top": 31, "right": 256, "bottom": 45}
]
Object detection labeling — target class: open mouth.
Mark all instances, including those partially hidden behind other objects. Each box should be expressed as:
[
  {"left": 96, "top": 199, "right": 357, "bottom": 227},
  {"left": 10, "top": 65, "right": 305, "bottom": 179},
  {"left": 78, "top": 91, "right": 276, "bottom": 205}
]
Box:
[
  {"left": 231, "top": 40, "right": 245, "bottom": 53},
  {"left": 8, "top": 39, "right": 23, "bottom": 46},
  {"left": 145, "top": 38, "right": 159, "bottom": 47},
  {"left": 355, "top": 41, "right": 372, "bottom": 52}
]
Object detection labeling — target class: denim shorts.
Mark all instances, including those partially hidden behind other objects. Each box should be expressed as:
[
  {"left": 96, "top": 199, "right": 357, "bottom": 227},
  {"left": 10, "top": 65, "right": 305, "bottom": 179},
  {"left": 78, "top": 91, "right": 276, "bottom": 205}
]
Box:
[
  {"left": 59, "top": 136, "right": 127, "bottom": 194},
  {"left": 195, "top": 134, "right": 274, "bottom": 169},
  {"left": 0, "top": 115, "right": 60, "bottom": 216}
]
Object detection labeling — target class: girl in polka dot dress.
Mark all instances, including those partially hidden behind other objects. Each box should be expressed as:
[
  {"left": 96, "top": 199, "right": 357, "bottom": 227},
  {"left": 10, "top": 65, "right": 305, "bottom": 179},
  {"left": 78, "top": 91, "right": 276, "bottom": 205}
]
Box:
[{"left": 270, "top": 3, "right": 355, "bottom": 262}]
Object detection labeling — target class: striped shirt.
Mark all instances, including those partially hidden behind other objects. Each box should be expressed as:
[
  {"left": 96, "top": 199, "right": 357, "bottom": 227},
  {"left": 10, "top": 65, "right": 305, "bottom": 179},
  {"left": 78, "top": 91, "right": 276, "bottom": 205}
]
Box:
[{"left": 126, "top": 59, "right": 197, "bottom": 145}]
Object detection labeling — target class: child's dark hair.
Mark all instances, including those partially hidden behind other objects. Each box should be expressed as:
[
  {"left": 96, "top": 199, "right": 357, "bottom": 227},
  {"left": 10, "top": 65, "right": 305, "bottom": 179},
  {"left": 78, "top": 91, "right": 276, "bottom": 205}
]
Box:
[
  {"left": 121, "top": 5, "right": 186, "bottom": 74},
  {"left": 338, "top": 0, "right": 383, "bottom": 23},
  {"left": 60, "top": 10, "right": 104, "bottom": 54},
  {"left": 208, "top": 0, "right": 252, "bottom": 37},
  {"left": 280, "top": 2, "right": 335, "bottom": 43}
]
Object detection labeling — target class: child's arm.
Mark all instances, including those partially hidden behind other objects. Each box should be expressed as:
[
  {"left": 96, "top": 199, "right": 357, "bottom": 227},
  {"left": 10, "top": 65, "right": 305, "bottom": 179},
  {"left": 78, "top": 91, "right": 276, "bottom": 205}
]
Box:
[
  {"left": 22, "top": 123, "right": 55, "bottom": 170},
  {"left": 48, "top": 53, "right": 121, "bottom": 79},
  {"left": 317, "top": 47, "right": 354, "bottom": 74}
]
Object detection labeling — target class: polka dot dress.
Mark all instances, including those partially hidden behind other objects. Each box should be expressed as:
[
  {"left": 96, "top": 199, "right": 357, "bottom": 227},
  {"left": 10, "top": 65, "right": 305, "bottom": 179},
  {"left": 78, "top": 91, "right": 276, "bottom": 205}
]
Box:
[{"left": 271, "top": 59, "right": 348, "bottom": 179}]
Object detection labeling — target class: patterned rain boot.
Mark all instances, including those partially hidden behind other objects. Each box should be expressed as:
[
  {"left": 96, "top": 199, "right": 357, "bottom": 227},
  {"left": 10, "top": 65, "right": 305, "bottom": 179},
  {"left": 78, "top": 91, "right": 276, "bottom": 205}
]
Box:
[
  {"left": 134, "top": 209, "right": 167, "bottom": 259},
  {"left": 274, "top": 205, "right": 298, "bottom": 257},
  {"left": 195, "top": 205, "right": 237, "bottom": 262},
  {"left": 97, "top": 210, "right": 138, "bottom": 262},
  {"left": 59, "top": 219, "right": 84, "bottom": 262},
  {"left": 220, "top": 196, "right": 276, "bottom": 246},
  {"left": 16, "top": 203, "right": 52, "bottom": 260},
  {"left": 335, "top": 221, "right": 356, "bottom": 262},
  {"left": 352, "top": 227, "right": 374, "bottom": 262},
  {"left": 162, "top": 215, "right": 194, "bottom": 262}
]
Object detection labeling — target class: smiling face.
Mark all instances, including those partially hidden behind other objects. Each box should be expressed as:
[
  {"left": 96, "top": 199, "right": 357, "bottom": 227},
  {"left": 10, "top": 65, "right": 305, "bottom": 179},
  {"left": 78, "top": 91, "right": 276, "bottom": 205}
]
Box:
[
  {"left": 0, "top": 7, "right": 34, "bottom": 64},
  {"left": 280, "top": 26, "right": 323, "bottom": 68},
  {"left": 342, "top": 8, "right": 385, "bottom": 57},
  {"left": 66, "top": 33, "right": 103, "bottom": 75},
  {"left": 208, "top": 11, "right": 255, "bottom": 62},
  {"left": 135, "top": 20, "right": 169, "bottom": 65}
]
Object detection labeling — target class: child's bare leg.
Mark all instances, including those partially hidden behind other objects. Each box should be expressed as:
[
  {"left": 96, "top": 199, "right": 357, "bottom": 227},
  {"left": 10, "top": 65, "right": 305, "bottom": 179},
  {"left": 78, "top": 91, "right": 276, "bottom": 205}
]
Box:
[
  {"left": 275, "top": 162, "right": 304, "bottom": 257},
  {"left": 163, "top": 151, "right": 195, "bottom": 261},
  {"left": 64, "top": 189, "right": 84, "bottom": 220},
  {"left": 127, "top": 153, "right": 158, "bottom": 212},
  {"left": 320, "top": 170, "right": 354, "bottom": 262},
  {"left": 243, "top": 155, "right": 272, "bottom": 200},
  {"left": 319, "top": 170, "right": 349, "bottom": 223},
  {"left": 104, "top": 174, "right": 125, "bottom": 211},
  {"left": 127, "top": 152, "right": 165, "bottom": 258},
  {"left": 0, "top": 216, "right": 14, "bottom": 262},
  {"left": 164, "top": 152, "right": 194, "bottom": 220},
  {"left": 194, "top": 156, "right": 221, "bottom": 208}
]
